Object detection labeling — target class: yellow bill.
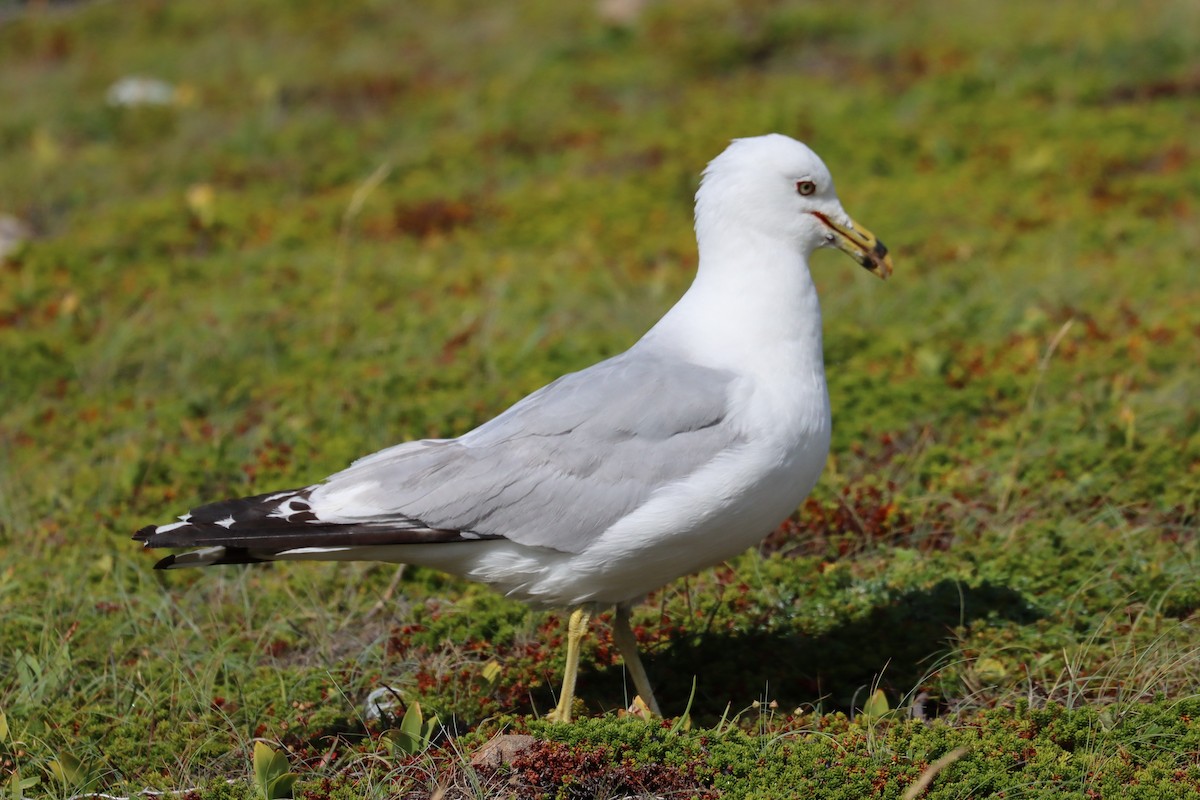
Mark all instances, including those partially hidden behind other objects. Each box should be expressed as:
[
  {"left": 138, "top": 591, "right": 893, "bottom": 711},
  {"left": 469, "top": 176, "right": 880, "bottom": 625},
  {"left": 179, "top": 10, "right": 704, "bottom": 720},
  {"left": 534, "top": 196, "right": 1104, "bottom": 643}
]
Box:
[{"left": 812, "top": 211, "right": 894, "bottom": 279}]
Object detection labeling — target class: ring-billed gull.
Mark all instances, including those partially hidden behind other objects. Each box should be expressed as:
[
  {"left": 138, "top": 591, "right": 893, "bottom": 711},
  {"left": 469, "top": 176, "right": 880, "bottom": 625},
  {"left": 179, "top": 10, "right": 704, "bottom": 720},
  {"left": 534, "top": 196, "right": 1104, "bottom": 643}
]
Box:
[{"left": 135, "top": 133, "right": 893, "bottom": 721}]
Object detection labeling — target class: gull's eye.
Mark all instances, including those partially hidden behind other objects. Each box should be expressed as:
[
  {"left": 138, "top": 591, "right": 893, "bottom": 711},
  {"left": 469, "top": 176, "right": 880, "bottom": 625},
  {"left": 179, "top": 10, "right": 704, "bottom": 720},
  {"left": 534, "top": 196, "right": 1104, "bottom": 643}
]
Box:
[{"left": 796, "top": 180, "right": 816, "bottom": 196}]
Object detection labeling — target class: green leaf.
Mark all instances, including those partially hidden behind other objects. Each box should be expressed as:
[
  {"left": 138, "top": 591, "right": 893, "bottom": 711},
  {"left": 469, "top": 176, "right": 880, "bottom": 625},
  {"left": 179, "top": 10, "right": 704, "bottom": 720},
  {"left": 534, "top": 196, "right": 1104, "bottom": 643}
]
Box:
[
  {"left": 252, "top": 741, "right": 297, "bottom": 800},
  {"left": 0, "top": 711, "right": 8, "bottom": 743},
  {"left": 388, "top": 702, "right": 439, "bottom": 756},
  {"left": 400, "top": 701, "right": 423, "bottom": 741},
  {"left": 7, "top": 773, "right": 39, "bottom": 800},
  {"left": 480, "top": 659, "right": 502, "bottom": 687},
  {"left": 974, "top": 657, "right": 1009, "bottom": 684},
  {"left": 47, "top": 752, "right": 90, "bottom": 790},
  {"left": 268, "top": 773, "right": 299, "bottom": 798},
  {"left": 389, "top": 701, "right": 421, "bottom": 755},
  {"left": 862, "top": 689, "right": 891, "bottom": 719}
]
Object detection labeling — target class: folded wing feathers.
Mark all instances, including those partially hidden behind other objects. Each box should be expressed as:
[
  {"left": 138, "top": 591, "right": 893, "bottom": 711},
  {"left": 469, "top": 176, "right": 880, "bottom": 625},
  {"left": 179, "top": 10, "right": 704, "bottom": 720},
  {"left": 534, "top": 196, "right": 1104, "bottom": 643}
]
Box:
[
  {"left": 135, "top": 352, "right": 739, "bottom": 569},
  {"left": 134, "top": 484, "right": 497, "bottom": 568}
]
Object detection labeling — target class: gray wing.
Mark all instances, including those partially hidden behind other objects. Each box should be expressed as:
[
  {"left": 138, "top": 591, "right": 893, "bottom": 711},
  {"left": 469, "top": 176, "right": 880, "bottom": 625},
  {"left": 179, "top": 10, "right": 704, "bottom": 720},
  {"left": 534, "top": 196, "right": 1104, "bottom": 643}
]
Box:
[{"left": 311, "top": 349, "right": 743, "bottom": 553}]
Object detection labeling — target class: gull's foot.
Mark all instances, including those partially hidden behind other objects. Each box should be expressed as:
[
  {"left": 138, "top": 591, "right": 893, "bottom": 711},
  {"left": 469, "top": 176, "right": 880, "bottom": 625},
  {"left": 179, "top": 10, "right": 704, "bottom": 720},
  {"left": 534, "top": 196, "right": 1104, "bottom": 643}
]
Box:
[{"left": 546, "top": 697, "right": 578, "bottom": 724}]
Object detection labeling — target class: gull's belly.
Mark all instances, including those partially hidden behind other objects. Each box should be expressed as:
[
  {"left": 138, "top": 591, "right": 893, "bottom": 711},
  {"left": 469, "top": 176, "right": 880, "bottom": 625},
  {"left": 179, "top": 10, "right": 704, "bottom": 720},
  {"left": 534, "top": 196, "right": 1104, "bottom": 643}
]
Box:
[{"left": 524, "top": 414, "right": 832, "bottom": 606}]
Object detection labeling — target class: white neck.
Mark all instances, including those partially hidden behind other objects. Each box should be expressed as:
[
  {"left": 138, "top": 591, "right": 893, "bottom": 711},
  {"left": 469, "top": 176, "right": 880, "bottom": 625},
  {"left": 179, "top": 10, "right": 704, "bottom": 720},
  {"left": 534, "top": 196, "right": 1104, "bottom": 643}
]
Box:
[{"left": 641, "top": 229, "right": 825, "bottom": 379}]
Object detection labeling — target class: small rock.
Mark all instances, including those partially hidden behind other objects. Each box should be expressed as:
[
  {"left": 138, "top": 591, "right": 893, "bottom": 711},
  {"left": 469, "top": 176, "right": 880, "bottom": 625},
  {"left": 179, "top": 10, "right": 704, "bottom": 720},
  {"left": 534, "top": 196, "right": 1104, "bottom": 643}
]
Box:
[
  {"left": 470, "top": 734, "right": 536, "bottom": 769},
  {"left": 0, "top": 215, "right": 31, "bottom": 259},
  {"left": 106, "top": 76, "right": 176, "bottom": 107},
  {"left": 596, "top": 0, "right": 647, "bottom": 27}
]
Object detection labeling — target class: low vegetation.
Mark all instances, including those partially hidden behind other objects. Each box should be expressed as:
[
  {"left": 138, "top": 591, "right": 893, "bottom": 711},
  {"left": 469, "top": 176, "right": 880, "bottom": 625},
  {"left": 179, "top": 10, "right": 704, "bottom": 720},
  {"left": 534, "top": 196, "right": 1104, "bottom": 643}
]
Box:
[{"left": 1, "top": 0, "right": 1197, "bottom": 797}]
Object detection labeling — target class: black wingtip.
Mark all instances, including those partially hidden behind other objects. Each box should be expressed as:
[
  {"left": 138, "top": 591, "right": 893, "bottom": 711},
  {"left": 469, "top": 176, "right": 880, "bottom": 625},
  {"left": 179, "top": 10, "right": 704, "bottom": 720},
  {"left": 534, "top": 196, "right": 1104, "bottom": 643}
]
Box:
[
  {"left": 151, "top": 546, "right": 274, "bottom": 569},
  {"left": 133, "top": 524, "right": 157, "bottom": 542}
]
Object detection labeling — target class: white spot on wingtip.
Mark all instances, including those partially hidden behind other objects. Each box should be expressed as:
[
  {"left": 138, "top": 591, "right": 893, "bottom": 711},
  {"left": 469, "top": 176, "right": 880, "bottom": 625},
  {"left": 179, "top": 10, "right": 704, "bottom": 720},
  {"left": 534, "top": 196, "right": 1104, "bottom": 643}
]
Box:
[
  {"left": 281, "top": 547, "right": 351, "bottom": 555},
  {"left": 156, "top": 521, "right": 190, "bottom": 534},
  {"left": 215, "top": 516, "right": 236, "bottom": 529},
  {"left": 169, "top": 546, "right": 226, "bottom": 567}
]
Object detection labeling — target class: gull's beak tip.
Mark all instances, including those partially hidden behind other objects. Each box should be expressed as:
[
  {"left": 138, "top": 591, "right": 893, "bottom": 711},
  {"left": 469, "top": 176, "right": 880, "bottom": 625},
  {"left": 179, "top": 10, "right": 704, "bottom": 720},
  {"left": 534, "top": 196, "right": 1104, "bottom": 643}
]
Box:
[{"left": 867, "top": 242, "right": 894, "bottom": 280}]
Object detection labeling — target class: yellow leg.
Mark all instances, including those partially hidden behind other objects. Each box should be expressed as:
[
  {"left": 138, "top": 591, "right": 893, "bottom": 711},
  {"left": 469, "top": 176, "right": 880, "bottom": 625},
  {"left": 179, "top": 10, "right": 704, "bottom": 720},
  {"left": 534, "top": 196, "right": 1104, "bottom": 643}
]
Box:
[
  {"left": 611, "top": 605, "right": 662, "bottom": 718},
  {"left": 548, "top": 607, "right": 590, "bottom": 723}
]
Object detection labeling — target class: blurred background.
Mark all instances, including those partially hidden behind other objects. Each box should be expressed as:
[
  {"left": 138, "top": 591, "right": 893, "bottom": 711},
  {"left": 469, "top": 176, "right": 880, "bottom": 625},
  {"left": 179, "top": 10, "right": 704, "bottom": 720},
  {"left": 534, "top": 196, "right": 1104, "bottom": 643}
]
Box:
[{"left": 0, "top": 0, "right": 1198, "bottom": 794}]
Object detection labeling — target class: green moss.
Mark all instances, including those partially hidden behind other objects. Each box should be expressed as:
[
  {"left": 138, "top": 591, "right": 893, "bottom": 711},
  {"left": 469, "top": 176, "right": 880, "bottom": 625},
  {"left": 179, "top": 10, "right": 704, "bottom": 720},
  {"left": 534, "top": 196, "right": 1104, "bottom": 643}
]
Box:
[
  {"left": 521, "top": 703, "right": 1200, "bottom": 799},
  {"left": 2, "top": 0, "right": 1199, "bottom": 795}
]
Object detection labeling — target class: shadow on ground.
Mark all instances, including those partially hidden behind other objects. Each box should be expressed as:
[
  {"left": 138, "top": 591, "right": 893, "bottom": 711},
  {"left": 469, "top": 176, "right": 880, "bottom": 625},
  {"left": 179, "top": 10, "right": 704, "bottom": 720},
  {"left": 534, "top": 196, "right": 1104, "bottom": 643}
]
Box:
[{"left": 579, "top": 579, "right": 1042, "bottom": 723}]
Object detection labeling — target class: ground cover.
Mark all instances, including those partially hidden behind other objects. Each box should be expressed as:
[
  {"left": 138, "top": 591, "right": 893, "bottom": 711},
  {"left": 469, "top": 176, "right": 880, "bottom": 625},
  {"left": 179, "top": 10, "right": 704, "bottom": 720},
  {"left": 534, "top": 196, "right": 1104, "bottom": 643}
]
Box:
[{"left": 1, "top": 0, "right": 1198, "bottom": 797}]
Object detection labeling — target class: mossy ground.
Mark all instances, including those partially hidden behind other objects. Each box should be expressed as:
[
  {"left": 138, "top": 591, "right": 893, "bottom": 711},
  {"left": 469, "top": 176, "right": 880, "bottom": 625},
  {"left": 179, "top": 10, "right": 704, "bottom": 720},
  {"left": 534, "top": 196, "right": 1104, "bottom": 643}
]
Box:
[{"left": 1, "top": 0, "right": 1198, "bottom": 797}]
